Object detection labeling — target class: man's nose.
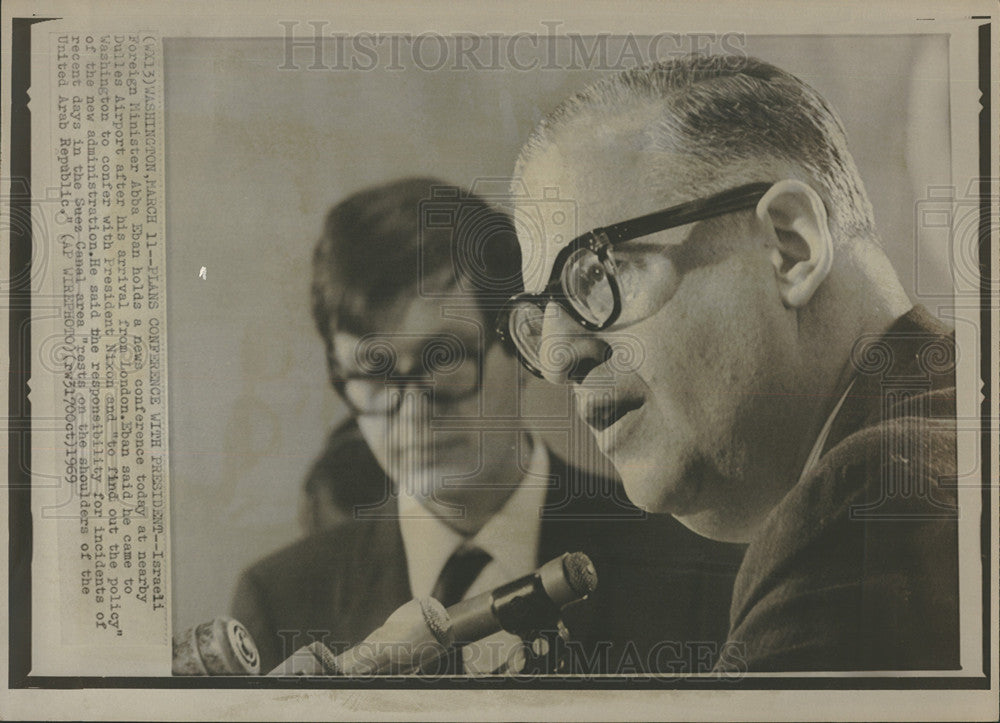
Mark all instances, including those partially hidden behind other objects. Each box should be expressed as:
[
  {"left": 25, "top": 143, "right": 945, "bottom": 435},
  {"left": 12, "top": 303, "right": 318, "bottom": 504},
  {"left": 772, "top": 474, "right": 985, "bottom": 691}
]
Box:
[{"left": 537, "top": 303, "right": 612, "bottom": 385}]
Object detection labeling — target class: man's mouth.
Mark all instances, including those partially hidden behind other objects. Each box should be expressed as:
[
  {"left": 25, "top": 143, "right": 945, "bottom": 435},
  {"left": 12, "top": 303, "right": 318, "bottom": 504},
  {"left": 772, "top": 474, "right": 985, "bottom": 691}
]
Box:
[{"left": 582, "top": 395, "right": 645, "bottom": 432}]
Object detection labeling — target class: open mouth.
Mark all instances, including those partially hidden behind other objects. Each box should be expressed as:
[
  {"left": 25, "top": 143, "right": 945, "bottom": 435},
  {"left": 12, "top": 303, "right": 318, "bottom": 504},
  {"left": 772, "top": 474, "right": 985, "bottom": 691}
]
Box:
[{"left": 582, "top": 396, "right": 644, "bottom": 432}]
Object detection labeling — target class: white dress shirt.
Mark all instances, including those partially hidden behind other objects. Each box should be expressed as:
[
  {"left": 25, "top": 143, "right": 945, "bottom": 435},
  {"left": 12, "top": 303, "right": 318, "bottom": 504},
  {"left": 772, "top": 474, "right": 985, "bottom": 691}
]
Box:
[
  {"left": 398, "top": 433, "right": 549, "bottom": 673},
  {"left": 796, "top": 378, "right": 856, "bottom": 486}
]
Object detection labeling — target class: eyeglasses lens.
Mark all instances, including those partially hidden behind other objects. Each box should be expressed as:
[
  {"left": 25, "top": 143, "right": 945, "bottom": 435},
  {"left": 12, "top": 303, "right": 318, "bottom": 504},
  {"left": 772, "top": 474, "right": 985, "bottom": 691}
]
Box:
[
  {"left": 562, "top": 247, "right": 615, "bottom": 326},
  {"left": 341, "top": 340, "right": 480, "bottom": 415}
]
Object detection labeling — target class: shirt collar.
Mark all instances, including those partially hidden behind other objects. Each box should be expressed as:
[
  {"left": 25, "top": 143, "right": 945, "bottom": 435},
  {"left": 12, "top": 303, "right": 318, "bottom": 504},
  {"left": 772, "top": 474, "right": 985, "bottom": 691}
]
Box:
[
  {"left": 469, "top": 437, "right": 548, "bottom": 581},
  {"left": 796, "top": 378, "right": 856, "bottom": 486},
  {"left": 398, "top": 433, "right": 549, "bottom": 599}
]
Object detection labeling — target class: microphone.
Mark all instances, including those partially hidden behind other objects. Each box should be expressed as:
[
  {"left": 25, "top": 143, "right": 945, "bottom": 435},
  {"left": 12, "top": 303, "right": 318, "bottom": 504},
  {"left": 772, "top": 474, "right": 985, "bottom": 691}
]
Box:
[
  {"left": 268, "top": 551, "right": 597, "bottom": 676},
  {"left": 268, "top": 597, "right": 452, "bottom": 676},
  {"left": 172, "top": 617, "right": 261, "bottom": 675},
  {"left": 445, "top": 551, "right": 598, "bottom": 643}
]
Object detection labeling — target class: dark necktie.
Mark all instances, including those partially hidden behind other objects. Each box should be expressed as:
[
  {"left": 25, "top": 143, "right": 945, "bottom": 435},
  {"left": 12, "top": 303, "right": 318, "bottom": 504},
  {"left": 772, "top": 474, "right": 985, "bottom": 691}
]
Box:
[{"left": 429, "top": 545, "right": 491, "bottom": 674}]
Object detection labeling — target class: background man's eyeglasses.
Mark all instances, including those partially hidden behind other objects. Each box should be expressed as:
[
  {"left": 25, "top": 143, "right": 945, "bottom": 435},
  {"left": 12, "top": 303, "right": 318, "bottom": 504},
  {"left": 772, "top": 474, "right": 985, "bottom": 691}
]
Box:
[
  {"left": 495, "top": 182, "right": 773, "bottom": 379},
  {"left": 331, "top": 335, "right": 485, "bottom": 417}
]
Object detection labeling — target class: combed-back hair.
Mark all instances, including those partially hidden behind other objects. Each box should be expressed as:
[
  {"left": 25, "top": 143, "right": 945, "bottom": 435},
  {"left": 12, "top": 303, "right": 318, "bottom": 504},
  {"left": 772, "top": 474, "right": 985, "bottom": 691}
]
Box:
[
  {"left": 310, "top": 177, "right": 522, "bottom": 362},
  {"left": 515, "top": 54, "right": 877, "bottom": 242}
]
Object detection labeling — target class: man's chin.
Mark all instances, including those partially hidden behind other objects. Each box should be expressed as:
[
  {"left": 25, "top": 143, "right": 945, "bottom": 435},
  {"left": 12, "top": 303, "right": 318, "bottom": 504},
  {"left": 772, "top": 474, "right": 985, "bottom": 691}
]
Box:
[
  {"left": 670, "top": 508, "right": 728, "bottom": 540},
  {"left": 617, "top": 464, "right": 700, "bottom": 517}
]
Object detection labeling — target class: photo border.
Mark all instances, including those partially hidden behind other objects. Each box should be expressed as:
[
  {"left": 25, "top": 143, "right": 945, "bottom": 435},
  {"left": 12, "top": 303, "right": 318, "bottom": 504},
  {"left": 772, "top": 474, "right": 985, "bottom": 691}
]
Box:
[{"left": 3, "top": 3, "right": 997, "bottom": 718}]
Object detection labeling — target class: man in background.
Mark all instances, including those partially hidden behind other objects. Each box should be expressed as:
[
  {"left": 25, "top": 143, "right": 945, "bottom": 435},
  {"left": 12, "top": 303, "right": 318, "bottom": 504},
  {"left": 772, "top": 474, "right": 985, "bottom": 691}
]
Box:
[
  {"left": 498, "top": 55, "right": 959, "bottom": 671},
  {"left": 232, "top": 177, "right": 744, "bottom": 674}
]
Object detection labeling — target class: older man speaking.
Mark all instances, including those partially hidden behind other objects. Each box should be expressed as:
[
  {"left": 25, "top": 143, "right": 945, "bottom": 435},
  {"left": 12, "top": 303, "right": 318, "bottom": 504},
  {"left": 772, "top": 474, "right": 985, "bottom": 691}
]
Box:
[{"left": 497, "top": 55, "right": 959, "bottom": 671}]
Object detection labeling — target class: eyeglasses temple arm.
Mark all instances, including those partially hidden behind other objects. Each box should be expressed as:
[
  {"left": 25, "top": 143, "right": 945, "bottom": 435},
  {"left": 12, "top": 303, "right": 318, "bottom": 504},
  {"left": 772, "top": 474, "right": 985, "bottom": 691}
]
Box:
[{"left": 599, "top": 182, "right": 773, "bottom": 245}]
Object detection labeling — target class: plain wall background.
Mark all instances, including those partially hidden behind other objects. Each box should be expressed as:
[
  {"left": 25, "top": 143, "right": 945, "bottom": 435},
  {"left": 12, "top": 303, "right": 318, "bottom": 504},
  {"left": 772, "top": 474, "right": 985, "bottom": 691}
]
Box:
[{"left": 164, "top": 34, "right": 952, "bottom": 632}]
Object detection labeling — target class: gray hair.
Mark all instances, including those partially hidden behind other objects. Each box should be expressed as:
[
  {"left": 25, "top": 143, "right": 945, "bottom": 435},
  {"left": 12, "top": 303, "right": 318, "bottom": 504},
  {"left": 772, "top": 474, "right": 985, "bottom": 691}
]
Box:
[{"left": 516, "top": 54, "right": 877, "bottom": 242}]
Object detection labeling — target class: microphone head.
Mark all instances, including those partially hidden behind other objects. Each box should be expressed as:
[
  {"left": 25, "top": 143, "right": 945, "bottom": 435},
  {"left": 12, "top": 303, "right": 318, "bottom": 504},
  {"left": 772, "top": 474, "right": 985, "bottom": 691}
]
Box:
[
  {"left": 538, "top": 551, "right": 598, "bottom": 608},
  {"left": 416, "top": 597, "right": 453, "bottom": 647},
  {"left": 172, "top": 617, "right": 261, "bottom": 675},
  {"left": 562, "top": 552, "right": 598, "bottom": 599}
]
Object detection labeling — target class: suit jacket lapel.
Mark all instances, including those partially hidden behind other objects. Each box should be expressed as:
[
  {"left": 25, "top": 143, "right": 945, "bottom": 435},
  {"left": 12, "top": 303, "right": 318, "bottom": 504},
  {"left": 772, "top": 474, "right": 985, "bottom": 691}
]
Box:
[{"left": 330, "top": 506, "right": 412, "bottom": 647}]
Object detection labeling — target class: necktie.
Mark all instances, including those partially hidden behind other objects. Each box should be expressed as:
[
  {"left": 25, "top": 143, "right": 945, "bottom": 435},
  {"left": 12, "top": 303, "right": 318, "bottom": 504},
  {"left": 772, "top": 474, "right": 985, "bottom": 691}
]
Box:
[{"left": 429, "top": 545, "right": 491, "bottom": 674}]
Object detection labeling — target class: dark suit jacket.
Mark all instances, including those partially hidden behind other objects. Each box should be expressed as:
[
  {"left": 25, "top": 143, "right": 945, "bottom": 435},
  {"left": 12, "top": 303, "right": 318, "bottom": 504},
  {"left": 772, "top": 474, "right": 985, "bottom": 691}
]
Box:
[
  {"left": 233, "top": 452, "right": 745, "bottom": 674},
  {"left": 716, "top": 306, "right": 960, "bottom": 672}
]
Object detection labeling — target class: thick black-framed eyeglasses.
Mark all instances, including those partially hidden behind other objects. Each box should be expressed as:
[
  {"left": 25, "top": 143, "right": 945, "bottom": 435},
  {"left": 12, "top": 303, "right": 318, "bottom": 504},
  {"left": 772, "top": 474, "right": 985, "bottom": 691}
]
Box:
[
  {"left": 330, "top": 334, "right": 487, "bottom": 418},
  {"left": 495, "top": 182, "right": 773, "bottom": 378}
]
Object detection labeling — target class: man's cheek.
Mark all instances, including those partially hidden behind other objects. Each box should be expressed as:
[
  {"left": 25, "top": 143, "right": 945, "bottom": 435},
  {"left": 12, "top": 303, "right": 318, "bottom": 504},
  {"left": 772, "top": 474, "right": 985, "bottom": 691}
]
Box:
[{"left": 641, "top": 333, "right": 692, "bottom": 403}]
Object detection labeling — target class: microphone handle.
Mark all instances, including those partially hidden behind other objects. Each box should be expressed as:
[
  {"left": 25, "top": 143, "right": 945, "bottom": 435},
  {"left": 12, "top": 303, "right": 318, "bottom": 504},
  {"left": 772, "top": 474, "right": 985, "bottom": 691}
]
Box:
[
  {"left": 447, "top": 552, "right": 587, "bottom": 643},
  {"left": 447, "top": 574, "right": 557, "bottom": 642}
]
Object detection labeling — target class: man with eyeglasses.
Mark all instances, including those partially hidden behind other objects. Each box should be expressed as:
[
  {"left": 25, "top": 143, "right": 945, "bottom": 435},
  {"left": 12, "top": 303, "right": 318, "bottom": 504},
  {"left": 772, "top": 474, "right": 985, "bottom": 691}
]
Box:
[
  {"left": 498, "top": 56, "right": 960, "bottom": 671},
  {"left": 232, "top": 177, "right": 744, "bottom": 674}
]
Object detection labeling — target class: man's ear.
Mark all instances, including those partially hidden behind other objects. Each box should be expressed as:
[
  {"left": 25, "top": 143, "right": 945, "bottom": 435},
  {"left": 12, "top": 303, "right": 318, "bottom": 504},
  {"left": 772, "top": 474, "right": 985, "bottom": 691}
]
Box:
[{"left": 756, "top": 179, "right": 833, "bottom": 308}]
